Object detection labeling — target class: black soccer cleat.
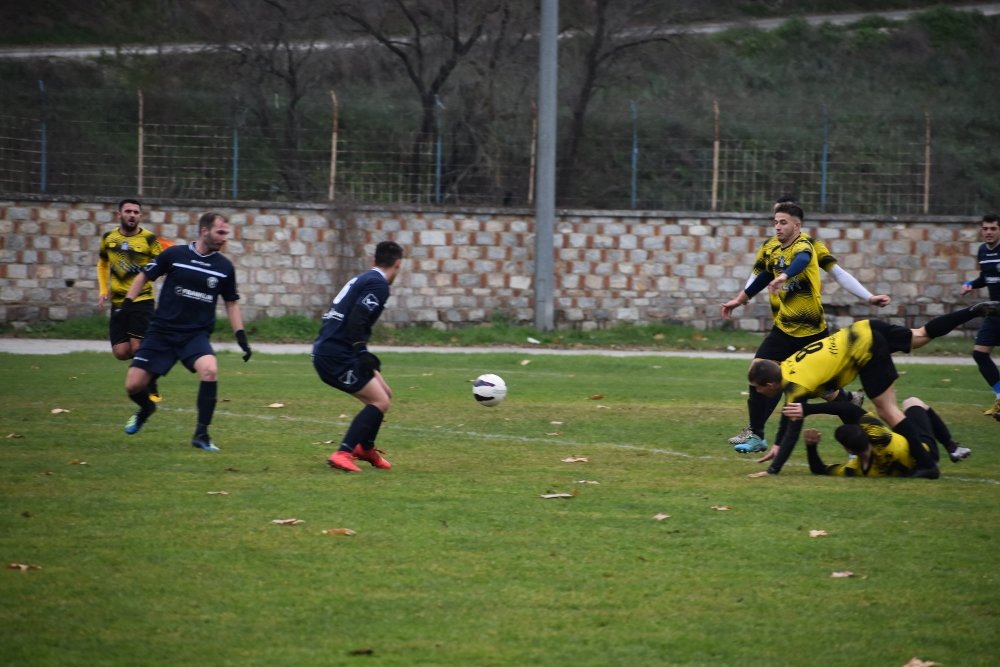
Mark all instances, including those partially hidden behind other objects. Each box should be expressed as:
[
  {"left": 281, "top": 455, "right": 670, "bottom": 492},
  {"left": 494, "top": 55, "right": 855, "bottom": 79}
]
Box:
[{"left": 970, "top": 301, "right": 1000, "bottom": 317}]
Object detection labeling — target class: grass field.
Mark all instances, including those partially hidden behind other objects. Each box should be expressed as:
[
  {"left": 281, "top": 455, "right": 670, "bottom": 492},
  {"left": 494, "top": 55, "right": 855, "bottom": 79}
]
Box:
[{"left": 1, "top": 349, "right": 998, "bottom": 666}]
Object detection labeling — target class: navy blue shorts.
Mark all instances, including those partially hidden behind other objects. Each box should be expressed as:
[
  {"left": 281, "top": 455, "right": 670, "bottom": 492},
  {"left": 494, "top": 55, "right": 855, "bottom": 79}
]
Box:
[
  {"left": 131, "top": 329, "right": 215, "bottom": 377},
  {"left": 975, "top": 316, "right": 1000, "bottom": 347},
  {"left": 313, "top": 354, "right": 376, "bottom": 394},
  {"left": 109, "top": 300, "right": 154, "bottom": 346}
]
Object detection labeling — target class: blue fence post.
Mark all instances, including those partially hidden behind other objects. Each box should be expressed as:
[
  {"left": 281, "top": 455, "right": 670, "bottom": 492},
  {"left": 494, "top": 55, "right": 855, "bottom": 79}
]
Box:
[
  {"left": 38, "top": 80, "right": 48, "bottom": 194},
  {"left": 820, "top": 104, "right": 829, "bottom": 213},
  {"left": 630, "top": 100, "right": 638, "bottom": 209}
]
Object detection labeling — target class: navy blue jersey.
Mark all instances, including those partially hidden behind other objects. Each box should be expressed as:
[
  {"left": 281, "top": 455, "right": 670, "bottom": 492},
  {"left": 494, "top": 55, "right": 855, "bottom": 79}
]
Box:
[
  {"left": 971, "top": 242, "right": 1000, "bottom": 301},
  {"left": 142, "top": 243, "right": 239, "bottom": 335},
  {"left": 313, "top": 268, "right": 390, "bottom": 357}
]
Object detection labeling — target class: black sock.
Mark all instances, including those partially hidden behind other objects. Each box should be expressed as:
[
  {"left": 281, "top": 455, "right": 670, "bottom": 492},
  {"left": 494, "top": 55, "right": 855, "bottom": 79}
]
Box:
[
  {"left": 149, "top": 375, "right": 160, "bottom": 394},
  {"left": 925, "top": 408, "right": 957, "bottom": 452},
  {"left": 893, "top": 416, "right": 936, "bottom": 470},
  {"left": 923, "top": 308, "right": 976, "bottom": 339},
  {"left": 196, "top": 381, "right": 218, "bottom": 432},
  {"left": 128, "top": 390, "right": 155, "bottom": 414},
  {"left": 748, "top": 387, "right": 775, "bottom": 438},
  {"left": 340, "top": 404, "right": 385, "bottom": 453}
]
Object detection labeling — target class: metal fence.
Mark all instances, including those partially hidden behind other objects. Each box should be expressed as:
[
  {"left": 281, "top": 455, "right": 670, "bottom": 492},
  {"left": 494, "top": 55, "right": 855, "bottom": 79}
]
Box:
[{"left": 0, "top": 105, "right": 990, "bottom": 215}]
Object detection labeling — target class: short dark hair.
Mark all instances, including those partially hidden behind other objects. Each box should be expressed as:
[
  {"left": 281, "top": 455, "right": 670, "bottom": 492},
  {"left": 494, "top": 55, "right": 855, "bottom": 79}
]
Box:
[
  {"left": 834, "top": 424, "right": 870, "bottom": 454},
  {"left": 747, "top": 359, "right": 782, "bottom": 385},
  {"left": 117, "top": 198, "right": 141, "bottom": 211},
  {"left": 983, "top": 214, "right": 999, "bottom": 225},
  {"left": 774, "top": 202, "right": 804, "bottom": 221},
  {"left": 198, "top": 212, "right": 226, "bottom": 231},
  {"left": 374, "top": 241, "right": 404, "bottom": 267},
  {"left": 774, "top": 194, "right": 799, "bottom": 206}
]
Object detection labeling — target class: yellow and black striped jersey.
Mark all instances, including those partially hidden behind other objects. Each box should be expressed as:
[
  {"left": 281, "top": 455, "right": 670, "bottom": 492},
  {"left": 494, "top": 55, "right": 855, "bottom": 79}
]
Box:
[
  {"left": 751, "top": 232, "right": 833, "bottom": 337},
  {"left": 98, "top": 227, "right": 163, "bottom": 306},
  {"left": 822, "top": 413, "right": 920, "bottom": 477},
  {"left": 781, "top": 320, "right": 875, "bottom": 403}
]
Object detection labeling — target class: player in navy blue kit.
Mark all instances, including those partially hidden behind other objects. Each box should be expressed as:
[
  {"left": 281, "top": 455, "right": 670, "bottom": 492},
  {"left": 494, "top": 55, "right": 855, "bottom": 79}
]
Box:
[
  {"left": 961, "top": 214, "right": 1000, "bottom": 421},
  {"left": 116, "top": 212, "right": 252, "bottom": 452},
  {"left": 313, "top": 241, "right": 404, "bottom": 472}
]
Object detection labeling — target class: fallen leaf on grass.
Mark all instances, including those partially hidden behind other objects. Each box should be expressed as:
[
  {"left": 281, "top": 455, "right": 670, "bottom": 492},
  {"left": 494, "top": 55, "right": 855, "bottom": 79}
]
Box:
[
  {"left": 903, "top": 658, "right": 938, "bottom": 667},
  {"left": 710, "top": 505, "right": 732, "bottom": 511},
  {"left": 546, "top": 432, "right": 563, "bottom": 436},
  {"left": 271, "top": 518, "right": 305, "bottom": 525},
  {"left": 50, "top": 408, "right": 70, "bottom": 414},
  {"left": 595, "top": 405, "right": 610, "bottom": 409},
  {"left": 653, "top": 513, "right": 671, "bottom": 521},
  {"left": 588, "top": 394, "right": 605, "bottom": 400},
  {"left": 540, "top": 493, "right": 575, "bottom": 499},
  {"left": 809, "top": 530, "right": 828, "bottom": 537},
  {"left": 574, "top": 480, "right": 600, "bottom": 484},
  {"left": 206, "top": 491, "right": 229, "bottom": 496},
  {"left": 526, "top": 337, "right": 541, "bottom": 345},
  {"left": 519, "top": 359, "right": 532, "bottom": 366},
  {"left": 561, "top": 456, "right": 588, "bottom": 463},
  {"left": 68, "top": 460, "right": 88, "bottom": 465},
  {"left": 6, "top": 433, "right": 24, "bottom": 439},
  {"left": 267, "top": 402, "right": 285, "bottom": 409},
  {"left": 830, "top": 571, "right": 855, "bottom": 578},
  {"left": 550, "top": 421, "right": 564, "bottom": 425},
  {"left": 653, "top": 333, "right": 665, "bottom": 340},
  {"left": 321, "top": 528, "right": 356, "bottom": 536},
  {"left": 7, "top": 563, "right": 41, "bottom": 571},
  {"left": 338, "top": 413, "right": 350, "bottom": 419}
]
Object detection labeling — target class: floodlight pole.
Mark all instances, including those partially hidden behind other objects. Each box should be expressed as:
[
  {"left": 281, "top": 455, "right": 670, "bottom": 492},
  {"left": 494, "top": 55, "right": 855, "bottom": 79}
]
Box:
[{"left": 534, "top": 0, "right": 557, "bottom": 331}]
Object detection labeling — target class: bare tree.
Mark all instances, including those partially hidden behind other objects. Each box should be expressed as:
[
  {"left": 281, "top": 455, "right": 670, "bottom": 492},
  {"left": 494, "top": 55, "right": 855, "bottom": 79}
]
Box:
[
  {"left": 558, "top": 0, "right": 676, "bottom": 200},
  {"left": 328, "top": 0, "right": 514, "bottom": 202}
]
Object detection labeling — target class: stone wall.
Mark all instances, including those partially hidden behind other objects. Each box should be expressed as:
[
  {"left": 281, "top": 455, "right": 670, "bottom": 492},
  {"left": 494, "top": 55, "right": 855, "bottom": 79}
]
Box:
[{"left": 0, "top": 197, "right": 983, "bottom": 332}]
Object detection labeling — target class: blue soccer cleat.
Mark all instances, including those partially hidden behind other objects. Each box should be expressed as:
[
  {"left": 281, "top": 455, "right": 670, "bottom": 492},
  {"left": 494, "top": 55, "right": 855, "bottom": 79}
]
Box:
[
  {"left": 734, "top": 434, "right": 768, "bottom": 453},
  {"left": 124, "top": 404, "right": 156, "bottom": 435},
  {"left": 191, "top": 434, "right": 220, "bottom": 452}
]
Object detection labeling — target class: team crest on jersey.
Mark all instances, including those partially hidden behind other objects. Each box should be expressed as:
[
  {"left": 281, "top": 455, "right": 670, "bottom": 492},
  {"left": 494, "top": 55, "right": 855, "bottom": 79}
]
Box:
[
  {"left": 207, "top": 277, "right": 218, "bottom": 289},
  {"left": 339, "top": 369, "right": 358, "bottom": 386},
  {"left": 121, "top": 241, "right": 130, "bottom": 250},
  {"left": 362, "top": 293, "right": 380, "bottom": 310}
]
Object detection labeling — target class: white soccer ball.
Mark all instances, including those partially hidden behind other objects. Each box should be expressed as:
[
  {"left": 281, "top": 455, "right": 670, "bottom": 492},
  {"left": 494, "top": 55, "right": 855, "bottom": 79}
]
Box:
[{"left": 473, "top": 373, "right": 507, "bottom": 407}]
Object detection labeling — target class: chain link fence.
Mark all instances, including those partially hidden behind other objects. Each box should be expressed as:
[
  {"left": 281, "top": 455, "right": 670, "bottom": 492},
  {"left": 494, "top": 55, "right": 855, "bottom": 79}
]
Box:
[{"left": 0, "top": 93, "right": 992, "bottom": 215}]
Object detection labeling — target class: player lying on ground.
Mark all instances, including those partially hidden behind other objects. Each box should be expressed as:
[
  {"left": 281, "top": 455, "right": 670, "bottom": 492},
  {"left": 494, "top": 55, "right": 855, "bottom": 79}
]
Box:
[{"left": 779, "top": 397, "right": 970, "bottom": 477}]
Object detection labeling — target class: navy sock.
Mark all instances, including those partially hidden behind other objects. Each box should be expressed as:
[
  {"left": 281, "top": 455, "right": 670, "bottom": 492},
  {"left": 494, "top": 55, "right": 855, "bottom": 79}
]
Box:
[
  {"left": 748, "top": 387, "right": 774, "bottom": 438},
  {"left": 972, "top": 350, "right": 1000, "bottom": 388},
  {"left": 196, "top": 381, "right": 218, "bottom": 433},
  {"left": 340, "top": 404, "right": 385, "bottom": 453}
]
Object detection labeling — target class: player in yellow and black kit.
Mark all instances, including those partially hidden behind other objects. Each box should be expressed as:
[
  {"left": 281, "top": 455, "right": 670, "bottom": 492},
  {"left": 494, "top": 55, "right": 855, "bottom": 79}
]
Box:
[
  {"left": 97, "top": 199, "right": 165, "bottom": 401},
  {"left": 748, "top": 302, "right": 1000, "bottom": 478},
  {"left": 784, "top": 397, "right": 971, "bottom": 477},
  {"left": 721, "top": 201, "right": 890, "bottom": 456}
]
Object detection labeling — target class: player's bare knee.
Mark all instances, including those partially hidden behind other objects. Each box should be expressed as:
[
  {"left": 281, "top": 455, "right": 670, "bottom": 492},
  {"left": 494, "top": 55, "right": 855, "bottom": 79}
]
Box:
[{"left": 901, "top": 396, "right": 927, "bottom": 411}]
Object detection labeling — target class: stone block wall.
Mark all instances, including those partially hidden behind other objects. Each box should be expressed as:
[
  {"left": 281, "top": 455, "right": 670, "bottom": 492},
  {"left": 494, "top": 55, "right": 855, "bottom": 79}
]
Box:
[{"left": 0, "top": 197, "right": 983, "bottom": 333}]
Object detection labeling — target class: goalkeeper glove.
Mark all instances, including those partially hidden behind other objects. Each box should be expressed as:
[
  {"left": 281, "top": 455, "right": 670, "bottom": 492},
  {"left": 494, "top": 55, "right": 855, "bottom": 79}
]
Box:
[{"left": 235, "top": 329, "right": 252, "bottom": 362}]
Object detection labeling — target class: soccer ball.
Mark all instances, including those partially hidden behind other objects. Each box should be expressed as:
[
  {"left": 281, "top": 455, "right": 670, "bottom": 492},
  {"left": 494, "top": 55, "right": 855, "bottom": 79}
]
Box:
[{"left": 473, "top": 373, "right": 507, "bottom": 407}]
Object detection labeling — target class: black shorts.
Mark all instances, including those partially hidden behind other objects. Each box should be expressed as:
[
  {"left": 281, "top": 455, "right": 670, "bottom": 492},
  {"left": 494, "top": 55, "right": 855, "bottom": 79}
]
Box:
[
  {"left": 857, "top": 320, "right": 913, "bottom": 398},
  {"left": 313, "top": 354, "right": 376, "bottom": 394},
  {"left": 109, "top": 300, "right": 154, "bottom": 346},
  {"left": 756, "top": 326, "right": 831, "bottom": 362}
]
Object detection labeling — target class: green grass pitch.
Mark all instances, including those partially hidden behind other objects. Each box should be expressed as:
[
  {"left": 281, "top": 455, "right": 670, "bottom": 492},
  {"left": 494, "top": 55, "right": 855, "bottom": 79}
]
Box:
[{"left": 1, "top": 350, "right": 998, "bottom": 666}]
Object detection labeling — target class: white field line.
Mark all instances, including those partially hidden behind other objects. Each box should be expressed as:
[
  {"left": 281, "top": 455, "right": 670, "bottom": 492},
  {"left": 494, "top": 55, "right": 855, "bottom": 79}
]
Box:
[{"left": 138, "top": 405, "right": 1000, "bottom": 485}]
